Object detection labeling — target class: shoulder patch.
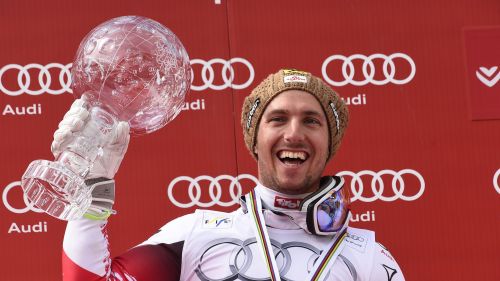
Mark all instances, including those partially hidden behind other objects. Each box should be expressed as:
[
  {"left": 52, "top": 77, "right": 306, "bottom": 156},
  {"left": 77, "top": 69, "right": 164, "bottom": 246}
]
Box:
[
  {"left": 202, "top": 211, "right": 233, "bottom": 229},
  {"left": 345, "top": 231, "right": 368, "bottom": 253}
]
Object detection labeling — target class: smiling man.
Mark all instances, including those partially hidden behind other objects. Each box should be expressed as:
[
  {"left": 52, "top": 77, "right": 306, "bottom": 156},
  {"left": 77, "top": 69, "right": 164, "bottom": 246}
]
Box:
[
  {"left": 254, "top": 90, "right": 329, "bottom": 194},
  {"left": 58, "top": 69, "right": 405, "bottom": 281}
]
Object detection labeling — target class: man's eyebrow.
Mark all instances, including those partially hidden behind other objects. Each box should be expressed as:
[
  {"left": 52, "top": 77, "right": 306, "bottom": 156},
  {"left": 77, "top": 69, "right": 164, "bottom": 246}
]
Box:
[
  {"left": 264, "top": 109, "right": 289, "bottom": 116},
  {"left": 303, "top": 110, "right": 323, "bottom": 116},
  {"left": 264, "top": 109, "right": 324, "bottom": 117}
]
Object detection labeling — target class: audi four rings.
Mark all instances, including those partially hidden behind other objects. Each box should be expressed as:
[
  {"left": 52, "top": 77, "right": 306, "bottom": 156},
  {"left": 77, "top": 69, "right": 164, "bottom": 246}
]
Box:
[
  {"left": 336, "top": 169, "right": 425, "bottom": 202},
  {"left": 167, "top": 170, "right": 425, "bottom": 208},
  {"left": 0, "top": 63, "right": 72, "bottom": 96},
  {"left": 190, "top": 58, "right": 254, "bottom": 91},
  {"left": 321, "top": 53, "right": 416, "bottom": 86},
  {"left": 167, "top": 174, "right": 259, "bottom": 208},
  {"left": 194, "top": 238, "right": 355, "bottom": 281},
  {"left": 0, "top": 58, "right": 255, "bottom": 96}
]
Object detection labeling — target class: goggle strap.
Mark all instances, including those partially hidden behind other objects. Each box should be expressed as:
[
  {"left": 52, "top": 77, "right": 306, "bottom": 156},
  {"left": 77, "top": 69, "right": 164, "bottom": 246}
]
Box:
[
  {"left": 299, "top": 176, "right": 343, "bottom": 211},
  {"left": 301, "top": 176, "right": 345, "bottom": 234}
]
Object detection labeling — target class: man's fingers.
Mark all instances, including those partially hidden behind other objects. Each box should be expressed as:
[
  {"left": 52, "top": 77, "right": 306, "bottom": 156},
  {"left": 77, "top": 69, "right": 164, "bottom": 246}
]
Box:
[
  {"left": 110, "top": 122, "right": 130, "bottom": 146},
  {"left": 58, "top": 116, "right": 86, "bottom": 131},
  {"left": 53, "top": 130, "right": 71, "bottom": 142},
  {"left": 51, "top": 130, "right": 72, "bottom": 156},
  {"left": 51, "top": 98, "right": 90, "bottom": 157},
  {"left": 58, "top": 105, "right": 90, "bottom": 132},
  {"left": 70, "top": 98, "right": 89, "bottom": 110}
]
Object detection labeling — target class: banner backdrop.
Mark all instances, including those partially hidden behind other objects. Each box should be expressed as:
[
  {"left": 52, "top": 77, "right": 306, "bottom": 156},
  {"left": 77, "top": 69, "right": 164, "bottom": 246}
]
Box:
[{"left": 1, "top": 1, "right": 499, "bottom": 280}]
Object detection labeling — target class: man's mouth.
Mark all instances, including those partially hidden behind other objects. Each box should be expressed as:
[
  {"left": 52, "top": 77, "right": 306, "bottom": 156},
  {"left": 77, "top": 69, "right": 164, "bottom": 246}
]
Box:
[{"left": 277, "top": 150, "right": 308, "bottom": 166}]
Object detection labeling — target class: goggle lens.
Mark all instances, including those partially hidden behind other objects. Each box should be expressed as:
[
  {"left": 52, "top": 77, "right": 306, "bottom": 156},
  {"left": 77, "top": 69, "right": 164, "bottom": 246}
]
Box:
[{"left": 316, "top": 187, "right": 350, "bottom": 232}]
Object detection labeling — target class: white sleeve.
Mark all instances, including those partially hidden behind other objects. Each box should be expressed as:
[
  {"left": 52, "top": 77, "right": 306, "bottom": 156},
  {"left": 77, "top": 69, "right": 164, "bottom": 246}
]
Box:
[
  {"left": 63, "top": 218, "right": 111, "bottom": 278},
  {"left": 368, "top": 242, "right": 405, "bottom": 281}
]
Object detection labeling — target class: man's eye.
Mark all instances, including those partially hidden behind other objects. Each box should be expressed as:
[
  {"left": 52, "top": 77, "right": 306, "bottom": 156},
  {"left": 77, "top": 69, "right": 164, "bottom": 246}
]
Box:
[
  {"left": 270, "top": 117, "right": 286, "bottom": 122},
  {"left": 305, "top": 118, "right": 320, "bottom": 125}
]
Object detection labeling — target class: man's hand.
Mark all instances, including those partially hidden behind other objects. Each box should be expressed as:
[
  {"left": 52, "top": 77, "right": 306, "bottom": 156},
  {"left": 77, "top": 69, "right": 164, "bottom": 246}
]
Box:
[{"left": 51, "top": 98, "right": 130, "bottom": 179}]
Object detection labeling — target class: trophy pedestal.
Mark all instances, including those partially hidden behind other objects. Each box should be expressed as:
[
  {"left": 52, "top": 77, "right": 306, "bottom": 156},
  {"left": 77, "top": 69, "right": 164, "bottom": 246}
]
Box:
[{"left": 22, "top": 160, "right": 91, "bottom": 220}]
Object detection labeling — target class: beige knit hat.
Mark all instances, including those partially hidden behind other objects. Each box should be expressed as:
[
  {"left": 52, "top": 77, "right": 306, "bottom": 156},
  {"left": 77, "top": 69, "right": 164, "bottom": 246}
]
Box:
[{"left": 241, "top": 69, "right": 349, "bottom": 161}]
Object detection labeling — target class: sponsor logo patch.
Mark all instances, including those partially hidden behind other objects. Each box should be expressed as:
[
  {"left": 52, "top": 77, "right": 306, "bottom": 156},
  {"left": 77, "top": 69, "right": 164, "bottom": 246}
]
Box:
[
  {"left": 202, "top": 212, "right": 233, "bottom": 229},
  {"left": 284, "top": 74, "right": 307, "bottom": 84},
  {"left": 345, "top": 232, "right": 368, "bottom": 253},
  {"left": 274, "top": 196, "right": 301, "bottom": 209},
  {"left": 283, "top": 69, "right": 308, "bottom": 84}
]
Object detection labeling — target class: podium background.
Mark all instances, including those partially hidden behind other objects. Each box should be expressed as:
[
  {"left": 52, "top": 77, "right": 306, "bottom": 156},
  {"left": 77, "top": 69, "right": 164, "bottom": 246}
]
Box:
[{"left": 1, "top": 1, "right": 499, "bottom": 280}]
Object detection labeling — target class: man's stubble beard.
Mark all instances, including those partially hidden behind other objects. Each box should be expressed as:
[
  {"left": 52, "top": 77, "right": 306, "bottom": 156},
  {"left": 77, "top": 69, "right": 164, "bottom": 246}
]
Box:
[{"left": 257, "top": 160, "right": 323, "bottom": 195}]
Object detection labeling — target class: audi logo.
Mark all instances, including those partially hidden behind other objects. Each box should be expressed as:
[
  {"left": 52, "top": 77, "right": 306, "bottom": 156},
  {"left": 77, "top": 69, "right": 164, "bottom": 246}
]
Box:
[
  {"left": 494, "top": 169, "right": 500, "bottom": 194},
  {"left": 2, "top": 181, "right": 44, "bottom": 214},
  {"left": 167, "top": 169, "right": 425, "bottom": 208},
  {"left": 0, "top": 58, "right": 254, "bottom": 96},
  {"left": 321, "top": 53, "right": 416, "bottom": 86},
  {"left": 190, "top": 58, "right": 254, "bottom": 91},
  {"left": 195, "top": 237, "right": 339, "bottom": 281},
  {"left": 168, "top": 174, "right": 259, "bottom": 208},
  {"left": 0, "top": 63, "right": 72, "bottom": 96},
  {"left": 336, "top": 169, "right": 425, "bottom": 202}
]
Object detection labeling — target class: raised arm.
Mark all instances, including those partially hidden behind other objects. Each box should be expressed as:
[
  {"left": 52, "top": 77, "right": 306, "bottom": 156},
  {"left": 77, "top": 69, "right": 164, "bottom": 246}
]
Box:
[{"left": 53, "top": 98, "right": 182, "bottom": 280}]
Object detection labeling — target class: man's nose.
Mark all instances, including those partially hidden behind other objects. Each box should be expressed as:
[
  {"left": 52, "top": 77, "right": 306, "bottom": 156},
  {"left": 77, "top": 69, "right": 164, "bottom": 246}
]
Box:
[{"left": 284, "top": 120, "right": 305, "bottom": 143}]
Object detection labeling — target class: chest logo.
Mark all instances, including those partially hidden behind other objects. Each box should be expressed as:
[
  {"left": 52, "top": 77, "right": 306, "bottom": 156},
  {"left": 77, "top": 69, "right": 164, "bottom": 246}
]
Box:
[{"left": 202, "top": 212, "right": 233, "bottom": 229}]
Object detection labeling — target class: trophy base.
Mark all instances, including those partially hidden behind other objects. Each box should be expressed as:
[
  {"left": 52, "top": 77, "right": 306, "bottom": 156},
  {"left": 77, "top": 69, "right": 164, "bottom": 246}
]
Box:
[{"left": 21, "top": 160, "right": 92, "bottom": 221}]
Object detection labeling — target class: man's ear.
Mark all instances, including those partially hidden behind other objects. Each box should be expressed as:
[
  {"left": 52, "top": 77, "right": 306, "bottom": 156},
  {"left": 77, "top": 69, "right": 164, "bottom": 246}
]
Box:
[{"left": 251, "top": 143, "right": 259, "bottom": 160}]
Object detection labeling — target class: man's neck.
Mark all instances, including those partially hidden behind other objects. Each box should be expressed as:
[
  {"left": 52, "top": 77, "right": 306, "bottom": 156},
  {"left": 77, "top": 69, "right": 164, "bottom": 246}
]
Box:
[{"left": 255, "top": 184, "right": 311, "bottom": 211}]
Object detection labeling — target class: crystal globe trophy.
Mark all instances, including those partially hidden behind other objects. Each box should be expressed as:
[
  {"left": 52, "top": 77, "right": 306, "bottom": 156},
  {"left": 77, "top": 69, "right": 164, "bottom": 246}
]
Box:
[{"left": 21, "top": 16, "right": 191, "bottom": 220}]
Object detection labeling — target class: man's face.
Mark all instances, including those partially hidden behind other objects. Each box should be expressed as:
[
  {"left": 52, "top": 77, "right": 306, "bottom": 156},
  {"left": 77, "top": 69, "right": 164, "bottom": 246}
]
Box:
[{"left": 254, "top": 90, "right": 329, "bottom": 194}]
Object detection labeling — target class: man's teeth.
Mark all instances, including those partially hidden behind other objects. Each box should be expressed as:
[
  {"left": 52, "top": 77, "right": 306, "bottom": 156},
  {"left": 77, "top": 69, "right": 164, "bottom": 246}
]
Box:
[{"left": 278, "top": 151, "right": 307, "bottom": 160}]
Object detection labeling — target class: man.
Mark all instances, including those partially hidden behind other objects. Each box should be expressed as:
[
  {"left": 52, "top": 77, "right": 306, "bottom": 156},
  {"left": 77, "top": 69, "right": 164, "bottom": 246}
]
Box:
[{"left": 55, "top": 69, "right": 405, "bottom": 280}]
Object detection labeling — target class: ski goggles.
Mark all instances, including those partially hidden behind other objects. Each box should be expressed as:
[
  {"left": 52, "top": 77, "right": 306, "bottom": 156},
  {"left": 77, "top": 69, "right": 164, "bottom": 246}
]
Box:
[{"left": 300, "top": 176, "right": 350, "bottom": 235}]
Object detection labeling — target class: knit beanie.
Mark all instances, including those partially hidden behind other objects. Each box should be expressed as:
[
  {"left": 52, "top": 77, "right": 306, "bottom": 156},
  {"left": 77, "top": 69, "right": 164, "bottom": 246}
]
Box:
[{"left": 241, "top": 69, "right": 349, "bottom": 161}]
